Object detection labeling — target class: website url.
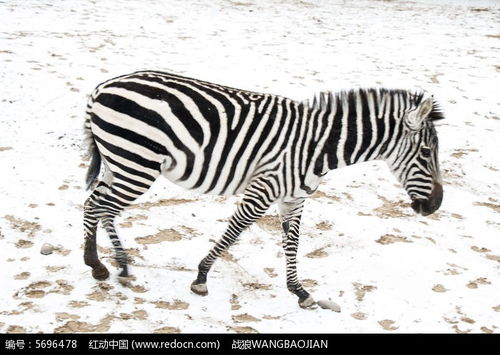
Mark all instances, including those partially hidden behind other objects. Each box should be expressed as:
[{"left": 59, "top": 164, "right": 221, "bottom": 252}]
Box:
[{"left": 132, "top": 339, "right": 219, "bottom": 350}]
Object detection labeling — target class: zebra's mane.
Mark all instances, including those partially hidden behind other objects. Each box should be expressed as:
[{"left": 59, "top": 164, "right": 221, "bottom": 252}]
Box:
[{"left": 306, "top": 88, "right": 445, "bottom": 123}]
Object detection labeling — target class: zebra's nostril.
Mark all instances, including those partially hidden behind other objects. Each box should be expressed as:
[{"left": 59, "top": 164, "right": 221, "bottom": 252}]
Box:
[{"left": 431, "top": 182, "right": 443, "bottom": 210}]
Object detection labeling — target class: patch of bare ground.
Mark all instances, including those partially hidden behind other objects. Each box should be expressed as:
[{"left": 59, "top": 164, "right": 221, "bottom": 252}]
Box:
[
  {"left": 86, "top": 283, "right": 114, "bottom": 302},
  {"left": 460, "top": 317, "right": 475, "bottom": 324},
  {"left": 1, "top": 302, "right": 37, "bottom": 316},
  {"left": 230, "top": 294, "right": 241, "bottom": 310},
  {"left": 466, "top": 277, "right": 491, "bottom": 289},
  {"left": 301, "top": 279, "right": 318, "bottom": 288},
  {"left": 443, "top": 315, "right": 458, "bottom": 325},
  {"left": 469, "top": 246, "right": 500, "bottom": 262},
  {"left": 119, "top": 214, "right": 148, "bottom": 228},
  {"left": 14, "top": 272, "right": 30, "bottom": 280},
  {"left": 124, "top": 283, "right": 148, "bottom": 293},
  {"left": 97, "top": 245, "right": 112, "bottom": 254},
  {"left": 165, "top": 263, "right": 196, "bottom": 272},
  {"left": 425, "top": 237, "right": 436, "bottom": 244},
  {"left": 118, "top": 248, "right": 144, "bottom": 264},
  {"left": 373, "top": 196, "right": 412, "bottom": 218},
  {"left": 442, "top": 267, "right": 462, "bottom": 276},
  {"left": 55, "top": 315, "right": 114, "bottom": 333},
  {"left": 316, "top": 221, "right": 333, "bottom": 231},
  {"left": 15, "top": 239, "right": 33, "bottom": 248},
  {"left": 135, "top": 229, "right": 182, "bottom": 245},
  {"left": 432, "top": 284, "right": 448, "bottom": 293},
  {"left": 470, "top": 246, "right": 491, "bottom": 253},
  {"left": 242, "top": 282, "right": 272, "bottom": 291},
  {"left": 7, "top": 325, "right": 26, "bottom": 333},
  {"left": 474, "top": 202, "right": 500, "bottom": 213},
  {"left": 485, "top": 254, "right": 500, "bottom": 263},
  {"left": 4, "top": 215, "right": 41, "bottom": 237},
  {"left": 230, "top": 326, "right": 258, "bottom": 333},
  {"left": 232, "top": 313, "right": 261, "bottom": 323},
  {"left": 151, "top": 299, "right": 189, "bottom": 310},
  {"left": 375, "top": 234, "right": 411, "bottom": 245},
  {"left": 353, "top": 283, "right": 377, "bottom": 301},
  {"left": 305, "top": 244, "right": 330, "bottom": 258},
  {"left": 256, "top": 215, "right": 281, "bottom": 231},
  {"left": 14, "top": 281, "right": 49, "bottom": 299},
  {"left": 220, "top": 250, "right": 237, "bottom": 262},
  {"left": 312, "top": 190, "right": 340, "bottom": 201},
  {"left": 481, "top": 327, "right": 494, "bottom": 334},
  {"left": 54, "top": 245, "right": 71, "bottom": 256},
  {"left": 450, "top": 148, "right": 478, "bottom": 159},
  {"left": 0, "top": 146, "right": 13, "bottom": 151},
  {"left": 179, "top": 225, "right": 199, "bottom": 239},
  {"left": 52, "top": 280, "right": 74, "bottom": 295},
  {"left": 263, "top": 268, "right": 277, "bottom": 278},
  {"left": 227, "top": 1, "right": 254, "bottom": 7},
  {"left": 430, "top": 73, "right": 442, "bottom": 84},
  {"left": 55, "top": 313, "right": 80, "bottom": 321},
  {"left": 132, "top": 310, "right": 148, "bottom": 320},
  {"left": 351, "top": 312, "right": 367, "bottom": 320},
  {"left": 134, "top": 297, "right": 146, "bottom": 304},
  {"left": 68, "top": 301, "right": 89, "bottom": 308},
  {"left": 452, "top": 325, "right": 471, "bottom": 334},
  {"left": 46, "top": 266, "right": 66, "bottom": 272},
  {"left": 448, "top": 263, "right": 468, "bottom": 272},
  {"left": 378, "top": 319, "right": 398, "bottom": 331},
  {"left": 441, "top": 165, "right": 465, "bottom": 185},
  {"left": 154, "top": 326, "right": 180, "bottom": 333},
  {"left": 128, "top": 198, "right": 193, "bottom": 210}
]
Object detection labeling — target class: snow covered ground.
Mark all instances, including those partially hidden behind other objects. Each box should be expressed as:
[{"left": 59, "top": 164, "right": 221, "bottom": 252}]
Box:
[{"left": 0, "top": 0, "right": 499, "bottom": 333}]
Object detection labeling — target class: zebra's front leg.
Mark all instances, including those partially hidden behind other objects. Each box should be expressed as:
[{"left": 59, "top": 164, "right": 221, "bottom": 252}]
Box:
[
  {"left": 191, "top": 178, "right": 277, "bottom": 296},
  {"left": 279, "top": 199, "right": 315, "bottom": 309}
]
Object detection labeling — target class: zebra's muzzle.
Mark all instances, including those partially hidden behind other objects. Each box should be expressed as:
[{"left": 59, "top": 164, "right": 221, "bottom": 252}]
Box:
[{"left": 411, "top": 182, "right": 443, "bottom": 216}]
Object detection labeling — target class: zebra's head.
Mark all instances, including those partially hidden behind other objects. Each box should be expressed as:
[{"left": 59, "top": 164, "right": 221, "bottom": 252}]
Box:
[{"left": 382, "top": 93, "right": 443, "bottom": 216}]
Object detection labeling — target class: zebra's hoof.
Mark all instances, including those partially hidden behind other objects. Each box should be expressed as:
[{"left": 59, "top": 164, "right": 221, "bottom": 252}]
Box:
[
  {"left": 190, "top": 282, "right": 208, "bottom": 296},
  {"left": 298, "top": 296, "right": 317, "bottom": 309},
  {"left": 92, "top": 264, "right": 110, "bottom": 281}
]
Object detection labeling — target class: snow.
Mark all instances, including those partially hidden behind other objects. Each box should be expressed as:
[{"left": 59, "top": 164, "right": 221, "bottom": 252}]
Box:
[{"left": 0, "top": 0, "right": 499, "bottom": 333}]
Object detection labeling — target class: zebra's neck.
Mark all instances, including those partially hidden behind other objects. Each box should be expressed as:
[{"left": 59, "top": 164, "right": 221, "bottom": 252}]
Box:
[{"left": 310, "top": 89, "right": 406, "bottom": 176}]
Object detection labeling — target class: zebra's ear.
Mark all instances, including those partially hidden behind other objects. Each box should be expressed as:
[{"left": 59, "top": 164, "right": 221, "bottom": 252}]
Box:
[{"left": 406, "top": 96, "right": 434, "bottom": 130}]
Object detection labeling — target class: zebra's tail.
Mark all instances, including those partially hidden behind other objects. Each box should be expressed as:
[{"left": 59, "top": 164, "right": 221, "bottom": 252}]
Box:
[{"left": 84, "top": 96, "right": 101, "bottom": 191}]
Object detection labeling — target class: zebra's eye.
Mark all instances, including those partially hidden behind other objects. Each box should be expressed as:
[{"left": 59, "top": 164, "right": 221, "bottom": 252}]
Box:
[{"left": 421, "top": 147, "right": 431, "bottom": 158}]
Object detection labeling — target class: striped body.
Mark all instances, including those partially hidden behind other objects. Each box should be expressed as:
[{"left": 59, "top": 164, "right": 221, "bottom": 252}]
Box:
[
  {"left": 88, "top": 71, "right": 327, "bottom": 198},
  {"left": 83, "top": 70, "right": 444, "bottom": 307}
]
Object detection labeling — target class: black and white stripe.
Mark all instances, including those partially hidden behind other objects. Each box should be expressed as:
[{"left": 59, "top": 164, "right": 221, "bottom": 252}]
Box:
[{"left": 83, "top": 70, "right": 443, "bottom": 307}]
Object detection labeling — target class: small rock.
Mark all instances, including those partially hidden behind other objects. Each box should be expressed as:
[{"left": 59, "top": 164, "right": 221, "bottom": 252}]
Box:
[
  {"left": 317, "top": 299, "right": 341, "bottom": 312},
  {"left": 40, "top": 243, "right": 54, "bottom": 255}
]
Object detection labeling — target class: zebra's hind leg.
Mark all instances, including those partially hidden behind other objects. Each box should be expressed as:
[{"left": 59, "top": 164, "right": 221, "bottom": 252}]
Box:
[
  {"left": 84, "top": 173, "right": 157, "bottom": 282},
  {"left": 84, "top": 183, "right": 110, "bottom": 280},
  {"left": 191, "top": 176, "right": 278, "bottom": 296},
  {"left": 279, "top": 199, "right": 316, "bottom": 309}
]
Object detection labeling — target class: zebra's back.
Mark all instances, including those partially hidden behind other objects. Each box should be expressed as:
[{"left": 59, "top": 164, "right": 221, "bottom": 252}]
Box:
[{"left": 87, "top": 71, "right": 300, "bottom": 196}]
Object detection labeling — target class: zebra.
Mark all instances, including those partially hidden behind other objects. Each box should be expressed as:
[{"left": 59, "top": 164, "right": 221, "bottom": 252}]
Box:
[{"left": 83, "top": 70, "right": 444, "bottom": 308}]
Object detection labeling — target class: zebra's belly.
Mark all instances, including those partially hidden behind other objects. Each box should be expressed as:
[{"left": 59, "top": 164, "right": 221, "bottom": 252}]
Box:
[{"left": 159, "top": 151, "right": 252, "bottom": 196}]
